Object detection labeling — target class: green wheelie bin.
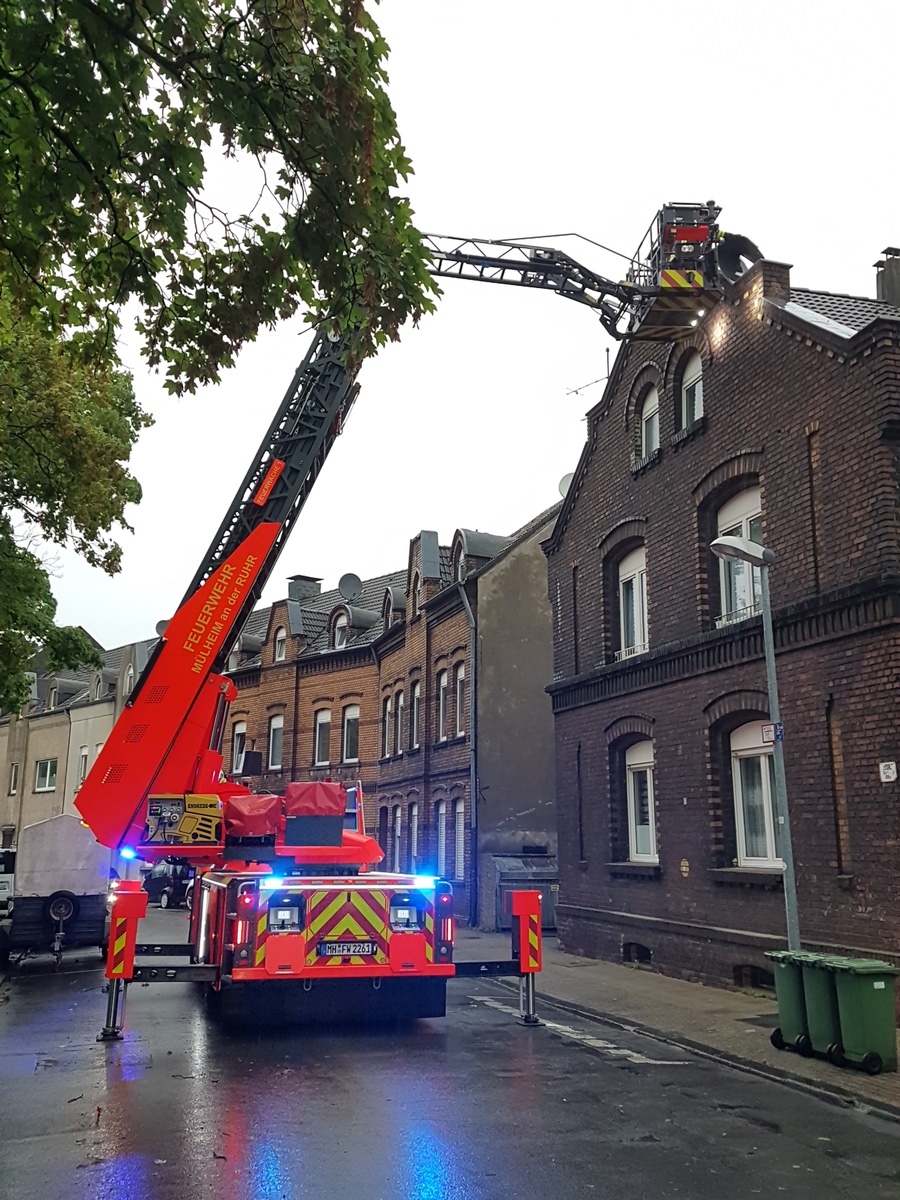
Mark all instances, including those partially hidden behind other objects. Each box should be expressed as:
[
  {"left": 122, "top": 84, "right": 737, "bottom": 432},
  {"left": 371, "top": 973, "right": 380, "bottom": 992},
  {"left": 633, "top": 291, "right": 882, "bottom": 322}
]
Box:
[
  {"left": 799, "top": 955, "right": 847, "bottom": 1066},
  {"left": 765, "top": 950, "right": 811, "bottom": 1054},
  {"left": 831, "top": 958, "right": 899, "bottom": 1075}
]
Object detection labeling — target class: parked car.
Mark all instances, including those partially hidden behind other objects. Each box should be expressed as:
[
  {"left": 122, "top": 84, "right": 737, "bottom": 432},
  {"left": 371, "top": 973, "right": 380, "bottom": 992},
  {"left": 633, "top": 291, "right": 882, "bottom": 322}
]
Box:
[{"left": 142, "top": 861, "right": 193, "bottom": 909}]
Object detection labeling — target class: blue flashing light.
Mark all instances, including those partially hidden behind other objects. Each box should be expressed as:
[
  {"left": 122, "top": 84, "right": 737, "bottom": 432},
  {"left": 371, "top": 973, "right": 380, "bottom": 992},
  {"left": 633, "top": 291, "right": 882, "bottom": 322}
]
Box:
[
  {"left": 411, "top": 875, "right": 437, "bottom": 890},
  {"left": 261, "top": 877, "right": 284, "bottom": 890},
  {"left": 120, "top": 846, "right": 137, "bottom": 860}
]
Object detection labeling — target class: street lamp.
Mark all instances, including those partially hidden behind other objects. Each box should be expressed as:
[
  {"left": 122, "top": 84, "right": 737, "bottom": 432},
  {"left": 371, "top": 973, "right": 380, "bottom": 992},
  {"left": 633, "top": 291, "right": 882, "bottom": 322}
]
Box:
[{"left": 710, "top": 535, "right": 800, "bottom": 951}]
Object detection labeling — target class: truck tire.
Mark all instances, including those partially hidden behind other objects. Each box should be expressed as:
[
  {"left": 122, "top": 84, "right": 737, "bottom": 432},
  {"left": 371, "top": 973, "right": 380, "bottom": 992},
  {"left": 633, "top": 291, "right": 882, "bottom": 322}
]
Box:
[{"left": 45, "top": 892, "right": 79, "bottom": 925}]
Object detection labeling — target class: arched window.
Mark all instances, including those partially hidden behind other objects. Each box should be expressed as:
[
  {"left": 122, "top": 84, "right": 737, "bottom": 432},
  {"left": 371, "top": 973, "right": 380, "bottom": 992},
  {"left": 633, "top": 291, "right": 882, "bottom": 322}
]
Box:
[
  {"left": 411, "top": 681, "right": 421, "bottom": 749},
  {"left": 680, "top": 351, "right": 703, "bottom": 428},
  {"left": 334, "top": 614, "right": 348, "bottom": 649},
  {"left": 453, "top": 799, "right": 465, "bottom": 881},
  {"left": 268, "top": 714, "right": 284, "bottom": 770},
  {"left": 408, "top": 801, "right": 419, "bottom": 872},
  {"left": 274, "top": 627, "right": 287, "bottom": 661},
  {"left": 625, "top": 741, "right": 657, "bottom": 862},
  {"left": 342, "top": 704, "right": 359, "bottom": 763},
  {"left": 123, "top": 664, "right": 135, "bottom": 695},
  {"left": 93, "top": 677, "right": 103, "bottom": 700},
  {"left": 731, "top": 722, "right": 779, "bottom": 867},
  {"left": 394, "top": 690, "right": 404, "bottom": 755},
  {"left": 436, "top": 799, "right": 447, "bottom": 876},
  {"left": 617, "top": 546, "right": 648, "bottom": 659},
  {"left": 382, "top": 696, "right": 392, "bottom": 758},
  {"left": 437, "top": 670, "right": 449, "bottom": 740},
  {"left": 410, "top": 573, "right": 420, "bottom": 618},
  {"left": 232, "top": 721, "right": 247, "bottom": 773},
  {"left": 716, "top": 487, "right": 763, "bottom": 626},
  {"left": 454, "top": 664, "right": 466, "bottom": 736},
  {"left": 314, "top": 709, "right": 331, "bottom": 765},
  {"left": 47, "top": 686, "right": 58, "bottom": 709},
  {"left": 454, "top": 549, "right": 466, "bottom": 582},
  {"left": 392, "top": 805, "right": 402, "bottom": 872},
  {"left": 640, "top": 386, "right": 659, "bottom": 458}
]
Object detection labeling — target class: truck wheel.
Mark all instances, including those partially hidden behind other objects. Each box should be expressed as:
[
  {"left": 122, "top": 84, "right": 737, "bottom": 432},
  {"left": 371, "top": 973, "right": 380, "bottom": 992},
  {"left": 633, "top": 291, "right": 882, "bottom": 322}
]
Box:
[
  {"left": 46, "top": 892, "right": 78, "bottom": 924},
  {"left": 159, "top": 889, "right": 172, "bottom": 910}
]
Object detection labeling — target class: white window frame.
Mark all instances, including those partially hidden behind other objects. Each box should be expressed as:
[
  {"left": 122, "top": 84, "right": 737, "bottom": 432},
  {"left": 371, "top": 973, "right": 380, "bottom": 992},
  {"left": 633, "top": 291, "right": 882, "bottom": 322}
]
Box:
[
  {"left": 715, "top": 488, "right": 763, "bottom": 627},
  {"left": 625, "top": 741, "right": 658, "bottom": 863},
  {"left": 382, "top": 697, "right": 392, "bottom": 759},
  {"left": 454, "top": 664, "right": 466, "bottom": 736},
  {"left": 8, "top": 762, "right": 19, "bottom": 796},
  {"left": 93, "top": 678, "right": 103, "bottom": 700},
  {"left": 47, "top": 686, "right": 58, "bottom": 709},
  {"left": 411, "top": 682, "right": 421, "bottom": 749},
  {"left": 392, "top": 805, "right": 402, "bottom": 873},
  {"left": 394, "top": 690, "right": 404, "bottom": 756},
  {"left": 681, "top": 351, "right": 704, "bottom": 427},
  {"left": 436, "top": 799, "right": 447, "bottom": 876},
  {"left": 617, "top": 546, "right": 648, "bottom": 660},
  {"left": 334, "top": 613, "right": 348, "bottom": 649},
  {"left": 274, "top": 626, "right": 287, "bottom": 661},
  {"left": 454, "top": 551, "right": 465, "bottom": 582},
  {"left": 233, "top": 722, "right": 247, "bottom": 774},
  {"left": 268, "top": 714, "right": 284, "bottom": 770},
  {"left": 453, "top": 799, "right": 465, "bottom": 881},
  {"left": 342, "top": 704, "right": 360, "bottom": 764},
  {"left": 410, "top": 574, "right": 420, "bottom": 618},
  {"left": 731, "top": 722, "right": 781, "bottom": 868},
  {"left": 78, "top": 745, "right": 89, "bottom": 784},
  {"left": 35, "top": 758, "right": 57, "bottom": 792},
  {"left": 640, "top": 386, "right": 659, "bottom": 458},
  {"left": 409, "top": 801, "right": 419, "bottom": 872},
  {"left": 124, "top": 664, "right": 134, "bottom": 694},
  {"left": 437, "top": 670, "right": 448, "bottom": 741},
  {"left": 314, "top": 709, "right": 331, "bottom": 766}
]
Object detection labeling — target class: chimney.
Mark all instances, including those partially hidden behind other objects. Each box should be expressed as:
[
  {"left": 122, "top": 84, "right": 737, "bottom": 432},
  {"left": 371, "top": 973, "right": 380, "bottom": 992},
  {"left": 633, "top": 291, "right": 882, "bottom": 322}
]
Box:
[
  {"left": 875, "top": 248, "right": 900, "bottom": 307},
  {"left": 287, "top": 574, "right": 322, "bottom": 602}
]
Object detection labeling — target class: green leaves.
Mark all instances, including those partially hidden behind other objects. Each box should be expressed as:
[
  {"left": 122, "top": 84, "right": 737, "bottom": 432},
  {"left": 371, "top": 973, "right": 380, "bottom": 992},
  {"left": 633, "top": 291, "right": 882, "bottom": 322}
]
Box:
[
  {"left": 0, "top": 0, "right": 436, "bottom": 393},
  {"left": 0, "top": 0, "right": 434, "bottom": 706}
]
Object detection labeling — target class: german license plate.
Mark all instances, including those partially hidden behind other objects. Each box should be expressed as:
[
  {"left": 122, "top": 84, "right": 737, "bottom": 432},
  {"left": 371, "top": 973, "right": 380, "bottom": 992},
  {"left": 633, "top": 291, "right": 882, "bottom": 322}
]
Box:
[{"left": 317, "top": 941, "right": 374, "bottom": 956}]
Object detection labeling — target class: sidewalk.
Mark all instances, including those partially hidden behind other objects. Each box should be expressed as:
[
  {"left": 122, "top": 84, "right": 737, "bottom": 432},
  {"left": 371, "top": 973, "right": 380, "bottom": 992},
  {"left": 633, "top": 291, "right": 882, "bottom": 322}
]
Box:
[{"left": 454, "top": 927, "right": 900, "bottom": 1121}]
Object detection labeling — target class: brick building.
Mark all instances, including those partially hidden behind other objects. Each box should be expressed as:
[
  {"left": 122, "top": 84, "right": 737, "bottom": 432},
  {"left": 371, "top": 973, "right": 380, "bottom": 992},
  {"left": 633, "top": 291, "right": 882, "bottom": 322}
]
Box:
[
  {"left": 227, "top": 507, "right": 559, "bottom": 925},
  {"left": 544, "top": 253, "right": 900, "bottom": 988}
]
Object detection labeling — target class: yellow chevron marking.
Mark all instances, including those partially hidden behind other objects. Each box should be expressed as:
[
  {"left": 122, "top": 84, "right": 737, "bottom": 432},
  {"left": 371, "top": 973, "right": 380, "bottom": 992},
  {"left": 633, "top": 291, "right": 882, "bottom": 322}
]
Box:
[
  {"left": 306, "top": 891, "right": 346, "bottom": 936},
  {"left": 351, "top": 891, "right": 387, "bottom": 932},
  {"left": 114, "top": 930, "right": 127, "bottom": 957}
]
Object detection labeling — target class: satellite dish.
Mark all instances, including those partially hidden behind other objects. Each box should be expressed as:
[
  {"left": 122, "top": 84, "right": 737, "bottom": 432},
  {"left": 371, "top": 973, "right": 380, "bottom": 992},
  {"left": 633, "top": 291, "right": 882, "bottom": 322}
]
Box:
[
  {"left": 558, "top": 472, "right": 575, "bottom": 499},
  {"left": 155, "top": 619, "right": 169, "bottom": 637},
  {"left": 338, "top": 572, "right": 363, "bottom": 602}
]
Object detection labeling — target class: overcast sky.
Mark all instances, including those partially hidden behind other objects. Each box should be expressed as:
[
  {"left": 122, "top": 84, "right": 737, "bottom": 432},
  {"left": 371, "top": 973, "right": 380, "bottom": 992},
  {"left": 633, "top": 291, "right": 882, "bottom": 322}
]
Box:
[{"left": 51, "top": 0, "right": 900, "bottom": 650}]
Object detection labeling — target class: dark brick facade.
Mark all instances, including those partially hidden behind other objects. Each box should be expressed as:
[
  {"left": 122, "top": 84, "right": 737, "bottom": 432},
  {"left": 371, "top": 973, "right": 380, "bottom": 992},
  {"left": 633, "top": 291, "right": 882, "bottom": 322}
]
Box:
[{"left": 544, "top": 259, "right": 900, "bottom": 992}]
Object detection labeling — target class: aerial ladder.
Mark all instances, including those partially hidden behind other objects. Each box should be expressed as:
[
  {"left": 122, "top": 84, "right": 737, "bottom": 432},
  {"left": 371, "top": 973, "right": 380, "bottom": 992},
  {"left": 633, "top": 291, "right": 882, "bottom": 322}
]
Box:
[{"left": 75, "top": 202, "right": 759, "bottom": 1031}]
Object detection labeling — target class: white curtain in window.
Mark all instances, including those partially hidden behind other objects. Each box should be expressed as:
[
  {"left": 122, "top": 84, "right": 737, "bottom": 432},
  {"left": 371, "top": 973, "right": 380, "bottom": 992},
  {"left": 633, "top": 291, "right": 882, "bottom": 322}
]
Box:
[
  {"left": 717, "top": 488, "right": 763, "bottom": 621},
  {"left": 731, "top": 722, "right": 780, "bottom": 867},
  {"left": 436, "top": 800, "right": 447, "bottom": 875},
  {"left": 641, "top": 386, "right": 659, "bottom": 457},
  {"left": 625, "top": 740, "right": 657, "bottom": 862},
  {"left": 453, "top": 800, "right": 465, "bottom": 881},
  {"left": 233, "top": 722, "right": 246, "bottom": 773},
  {"left": 618, "top": 546, "right": 648, "bottom": 655},
  {"left": 268, "top": 714, "right": 284, "bottom": 769}
]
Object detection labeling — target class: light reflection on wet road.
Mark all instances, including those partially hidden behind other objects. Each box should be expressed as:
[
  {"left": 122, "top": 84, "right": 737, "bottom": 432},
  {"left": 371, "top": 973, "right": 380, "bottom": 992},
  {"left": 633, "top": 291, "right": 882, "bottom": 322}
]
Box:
[{"left": 2, "top": 930, "right": 900, "bottom": 1200}]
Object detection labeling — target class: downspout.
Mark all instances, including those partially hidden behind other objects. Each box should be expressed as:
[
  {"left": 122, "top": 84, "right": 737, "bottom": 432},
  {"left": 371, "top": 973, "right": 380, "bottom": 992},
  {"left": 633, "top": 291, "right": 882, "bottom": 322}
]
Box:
[{"left": 457, "top": 582, "right": 478, "bottom": 928}]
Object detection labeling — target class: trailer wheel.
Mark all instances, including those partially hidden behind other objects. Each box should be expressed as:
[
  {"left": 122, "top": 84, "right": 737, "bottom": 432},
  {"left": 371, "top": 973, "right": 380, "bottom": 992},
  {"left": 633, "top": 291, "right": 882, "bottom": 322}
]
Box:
[{"left": 46, "top": 892, "right": 78, "bottom": 924}]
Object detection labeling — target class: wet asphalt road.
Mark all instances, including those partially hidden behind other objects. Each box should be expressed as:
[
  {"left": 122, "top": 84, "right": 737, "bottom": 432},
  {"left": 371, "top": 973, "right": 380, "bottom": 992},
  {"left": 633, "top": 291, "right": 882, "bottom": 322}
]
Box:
[{"left": 1, "top": 912, "right": 900, "bottom": 1200}]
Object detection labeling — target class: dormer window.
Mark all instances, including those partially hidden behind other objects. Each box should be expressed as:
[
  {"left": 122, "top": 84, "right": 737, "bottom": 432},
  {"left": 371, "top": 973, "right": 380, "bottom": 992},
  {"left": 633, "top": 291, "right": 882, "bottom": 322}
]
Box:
[
  {"left": 123, "top": 664, "right": 134, "bottom": 695},
  {"left": 93, "top": 678, "right": 103, "bottom": 700},
  {"left": 410, "top": 573, "right": 420, "bottom": 618},
  {"left": 334, "top": 613, "right": 348, "bottom": 649},
  {"left": 47, "top": 686, "right": 58, "bottom": 709},
  {"left": 274, "top": 626, "right": 287, "bottom": 661},
  {"left": 454, "top": 550, "right": 466, "bottom": 582}
]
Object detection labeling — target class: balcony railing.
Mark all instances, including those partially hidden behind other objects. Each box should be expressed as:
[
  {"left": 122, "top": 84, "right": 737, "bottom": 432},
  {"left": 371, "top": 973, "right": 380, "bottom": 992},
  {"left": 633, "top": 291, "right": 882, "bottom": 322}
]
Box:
[
  {"left": 615, "top": 642, "right": 649, "bottom": 662},
  {"left": 715, "top": 603, "right": 761, "bottom": 629}
]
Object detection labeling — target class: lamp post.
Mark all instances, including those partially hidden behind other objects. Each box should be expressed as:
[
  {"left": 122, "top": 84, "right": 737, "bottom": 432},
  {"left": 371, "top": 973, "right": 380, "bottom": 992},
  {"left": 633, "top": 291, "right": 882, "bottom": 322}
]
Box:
[{"left": 711, "top": 535, "right": 800, "bottom": 951}]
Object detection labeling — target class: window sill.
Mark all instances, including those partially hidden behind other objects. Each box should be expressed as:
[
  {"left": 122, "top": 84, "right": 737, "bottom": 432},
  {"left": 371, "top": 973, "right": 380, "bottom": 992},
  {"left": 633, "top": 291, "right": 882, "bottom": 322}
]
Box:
[
  {"left": 709, "top": 867, "right": 783, "bottom": 889},
  {"left": 606, "top": 862, "right": 661, "bottom": 879},
  {"left": 670, "top": 415, "right": 706, "bottom": 448},
  {"left": 631, "top": 447, "right": 661, "bottom": 476}
]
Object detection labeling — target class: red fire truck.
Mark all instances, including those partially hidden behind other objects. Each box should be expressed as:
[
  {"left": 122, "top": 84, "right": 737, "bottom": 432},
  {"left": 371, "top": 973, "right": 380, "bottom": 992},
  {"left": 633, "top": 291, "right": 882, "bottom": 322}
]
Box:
[{"left": 76, "top": 203, "right": 757, "bottom": 1032}]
